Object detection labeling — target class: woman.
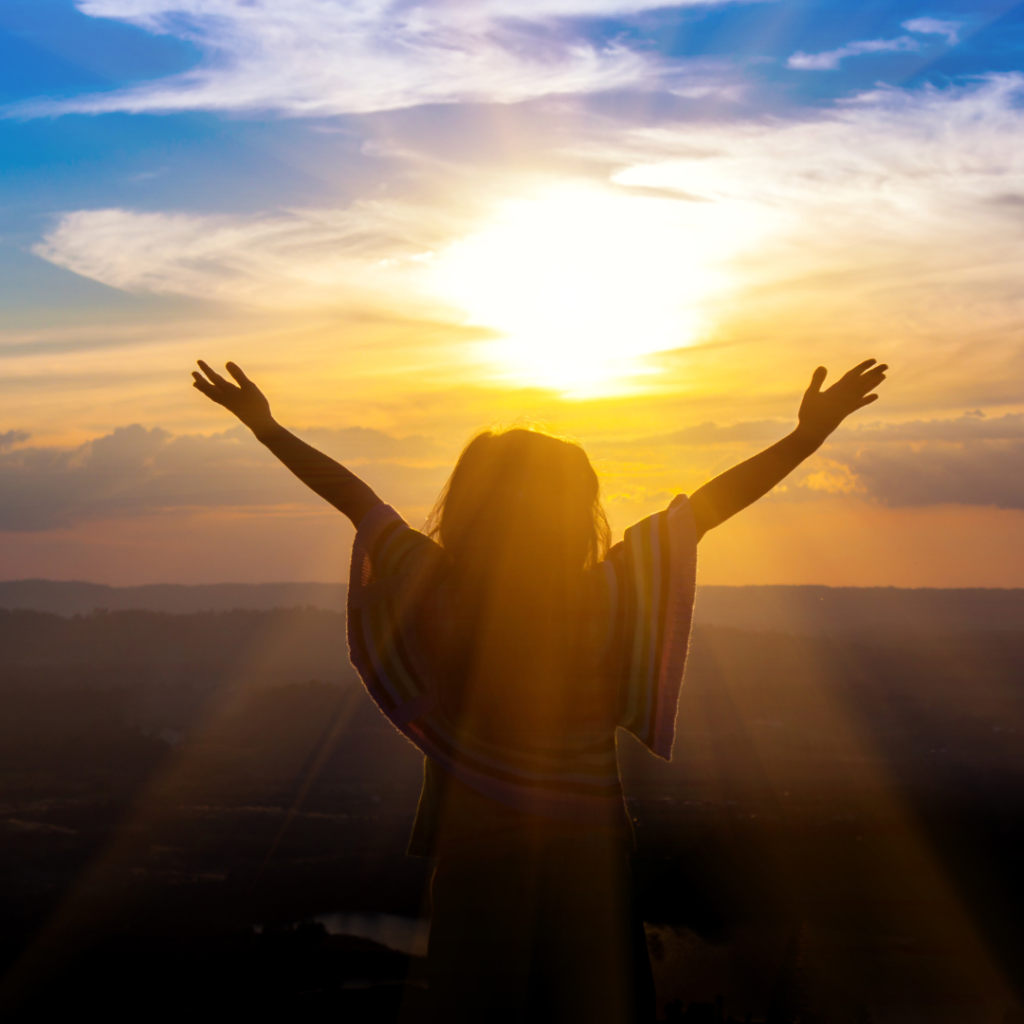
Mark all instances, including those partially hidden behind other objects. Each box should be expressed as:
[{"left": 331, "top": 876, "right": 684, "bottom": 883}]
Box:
[{"left": 192, "top": 356, "right": 886, "bottom": 1022}]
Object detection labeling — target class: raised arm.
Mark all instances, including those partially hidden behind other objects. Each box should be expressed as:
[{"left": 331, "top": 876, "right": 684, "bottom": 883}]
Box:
[
  {"left": 688, "top": 359, "right": 887, "bottom": 541},
  {"left": 191, "top": 360, "right": 381, "bottom": 528}
]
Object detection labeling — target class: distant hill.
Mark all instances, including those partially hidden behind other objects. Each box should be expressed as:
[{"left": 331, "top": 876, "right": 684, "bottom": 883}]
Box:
[
  {"left": 693, "top": 585, "right": 1024, "bottom": 634},
  {"left": 1, "top": 579, "right": 1022, "bottom": 634},
  {"left": 0, "top": 580, "right": 347, "bottom": 616}
]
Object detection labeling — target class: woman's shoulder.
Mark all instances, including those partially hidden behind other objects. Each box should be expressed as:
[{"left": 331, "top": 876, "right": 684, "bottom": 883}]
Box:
[
  {"left": 589, "top": 494, "right": 692, "bottom": 571},
  {"left": 353, "top": 503, "right": 448, "bottom": 584}
]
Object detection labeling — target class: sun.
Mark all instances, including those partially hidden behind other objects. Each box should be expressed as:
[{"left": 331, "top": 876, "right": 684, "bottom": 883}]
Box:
[{"left": 427, "top": 183, "right": 750, "bottom": 396}]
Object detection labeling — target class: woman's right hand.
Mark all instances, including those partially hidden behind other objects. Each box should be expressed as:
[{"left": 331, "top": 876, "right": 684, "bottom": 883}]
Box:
[
  {"left": 191, "top": 360, "right": 277, "bottom": 438},
  {"left": 795, "top": 358, "right": 888, "bottom": 448}
]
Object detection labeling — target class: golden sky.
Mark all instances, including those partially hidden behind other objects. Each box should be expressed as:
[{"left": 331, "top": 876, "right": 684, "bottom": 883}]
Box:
[{"left": 2, "top": 2, "right": 1023, "bottom": 585}]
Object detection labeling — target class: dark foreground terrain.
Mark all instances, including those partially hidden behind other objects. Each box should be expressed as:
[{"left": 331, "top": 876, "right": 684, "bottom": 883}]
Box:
[{"left": 0, "top": 594, "right": 1023, "bottom": 1022}]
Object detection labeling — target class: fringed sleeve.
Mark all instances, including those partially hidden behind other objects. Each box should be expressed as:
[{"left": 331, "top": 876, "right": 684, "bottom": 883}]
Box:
[
  {"left": 604, "top": 494, "right": 698, "bottom": 759},
  {"left": 347, "top": 503, "right": 443, "bottom": 727}
]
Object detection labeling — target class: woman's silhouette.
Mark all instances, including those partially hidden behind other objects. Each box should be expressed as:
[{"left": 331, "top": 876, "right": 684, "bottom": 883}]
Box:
[{"left": 192, "top": 356, "right": 886, "bottom": 1023}]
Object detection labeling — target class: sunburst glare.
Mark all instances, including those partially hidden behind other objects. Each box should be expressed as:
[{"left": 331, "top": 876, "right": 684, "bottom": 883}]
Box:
[{"left": 428, "top": 184, "right": 762, "bottom": 396}]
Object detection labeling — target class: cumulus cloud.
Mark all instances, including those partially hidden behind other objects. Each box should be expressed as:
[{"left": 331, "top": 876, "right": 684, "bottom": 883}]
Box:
[
  {"left": 0, "top": 424, "right": 448, "bottom": 531},
  {"left": 787, "top": 35, "right": 918, "bottom": 71},
  {"left": 7, "top": 0, "right": 750, "bottom": 119},
  {"left": 902, "top": 17, "right": 962, "bottom": 45},
  {"left": 838, "top": 441, "right": 1024, "bottom": 510},
  {"left": 0, "top": 431, "right": 30, "bottom": 452},
  {"left": 5, "top": 411, "right": 1024, "bottom": 532},
  {"left": 601, "top": 412, "right": 1024, "bottom": 511},
  {"left": 823, "top": 413, "right": 1024, "bottom": 510}
]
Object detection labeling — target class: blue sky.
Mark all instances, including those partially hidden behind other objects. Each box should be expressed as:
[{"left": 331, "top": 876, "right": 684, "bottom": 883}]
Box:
[
  {"left": 3, "top": 1, "right": 1020, "bottom": 222},
  {"left": 2, "top": 0, "right": 1024, "bottom": 585},
  {"left": 1, "top": 0, "right": 1020, "bottom": 326}
]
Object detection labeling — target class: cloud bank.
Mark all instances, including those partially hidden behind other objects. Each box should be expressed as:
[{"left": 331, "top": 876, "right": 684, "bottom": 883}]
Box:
[
  {"left": 821, "top": 414, "right": 1024, "bottom": 512},
  {"left": 0, "top": 424, "right": 447, "bottom": 531},
  {"left": 4, "top": 413, "right": 1024, "bottom": 533},
  {"left": 841, "top": 440, "right": 1024, "bottom": 510}
]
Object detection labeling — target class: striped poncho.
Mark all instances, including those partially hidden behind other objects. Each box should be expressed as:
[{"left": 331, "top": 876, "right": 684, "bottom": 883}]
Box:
[{"left": 347, "top": 496, "right": 697, "bottom": 825}]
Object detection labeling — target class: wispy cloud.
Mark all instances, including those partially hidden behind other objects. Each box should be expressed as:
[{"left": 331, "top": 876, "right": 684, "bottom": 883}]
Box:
[
  {"left": 788, "top": 14, "right": 964, "bottom": 72},
  {"left": 32, "top": 74, "right": 1024, "bottom": 412},
  {"left": 597, "top": 420, "right": 791, "bottom": 451},
  {"left": 608, "top": 74, "right": 1024, "bottom": 404},
  {"left": 42, "top": 74, "right": 1024, "bottom": 314},
  {"left": 902, "top": 16, "right": 962, "bottom": 45},
  {"left": 9, "top": 0, "right": 752, "bottom": 119},
  {"left": 32, "top": 204, "right": 459, "bottom": 310},
  {"left": 841, "top": 412, "right": 1024, "bottom": 442},
  {"left": 614, "top": 412, "right": 1024, "bottom": 451},
  {"left": 787, "top": 35, "right": 918, "bottom": 71}
]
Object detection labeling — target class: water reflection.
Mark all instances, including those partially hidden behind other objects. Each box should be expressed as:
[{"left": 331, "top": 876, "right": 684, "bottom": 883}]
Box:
[{"left": 314, "top": 912, "right": 430, "bottom": 957}]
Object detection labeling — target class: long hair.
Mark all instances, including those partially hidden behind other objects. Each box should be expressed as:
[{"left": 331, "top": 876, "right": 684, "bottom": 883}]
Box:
[{"left": 424, "top": 427, "right": 611, "bottom": 743}]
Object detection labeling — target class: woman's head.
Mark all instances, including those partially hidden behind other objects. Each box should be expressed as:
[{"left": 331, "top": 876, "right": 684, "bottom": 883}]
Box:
[
  {"left": 426, "top": 427, "right": 610, "bottom": 738},
  {"left": 427, "top": 426, "right": 609, "bottom": 575}
]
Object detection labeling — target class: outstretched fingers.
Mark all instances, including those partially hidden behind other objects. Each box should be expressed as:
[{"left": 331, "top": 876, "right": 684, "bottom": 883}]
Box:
[
  {"left": 192, "top": 371, "right": 224, "bottom": 404},
  {"left": 196, "top": 359, "right": 229, "bottom": 387},
  {"left": 839, "top": 356, "right": 880, "bottom": 380},
  {"left": 836, "top": 359, "right": 876, "bottom": 387},
  {"left": 194, "top": 359, "right": 250, "bottom": 410},
  {"left": 859, "top": 364, "right": 888, "bottom": 393},
  {"left": 836, "top": 361, "right": 887, "bottom": 398},
  {"left": 846, "top": 358, "right": 878, "bottom": 378},
  {"left": 225, "top": 361, "right": 253, "bottom": 388},
  {"left": 807, "top": 366, "right": 828, "bottom": 394}
]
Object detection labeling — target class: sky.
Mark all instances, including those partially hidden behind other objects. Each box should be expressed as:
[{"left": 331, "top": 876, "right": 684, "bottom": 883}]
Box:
[{"left": 1, "top": 0, "right": 1024, "bottom": 586}]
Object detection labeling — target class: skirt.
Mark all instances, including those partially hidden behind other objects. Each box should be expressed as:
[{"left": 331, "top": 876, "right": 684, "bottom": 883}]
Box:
[{"left": 428, "top": 831, "right": 655, "bottom": 1024}]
